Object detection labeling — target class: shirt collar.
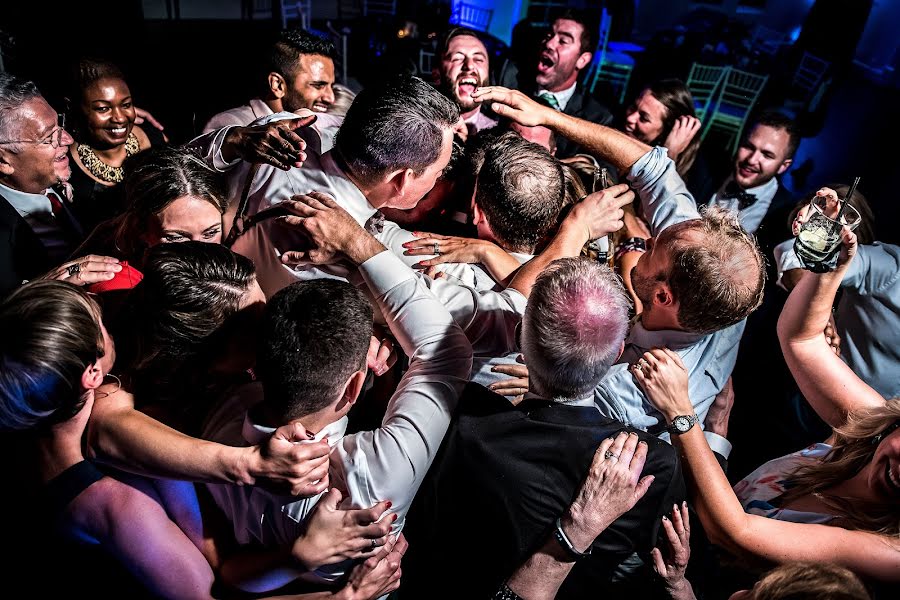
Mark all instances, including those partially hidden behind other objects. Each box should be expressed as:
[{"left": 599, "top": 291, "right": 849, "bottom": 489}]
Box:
[
  {"left": 319, "top": 151, "right": 379, "bottom": 225},
  {"left": 522, "top": 390, "right": 596, "bottom": 408},
  {"left": 249, "top": 98, "right": 275, "bottom": 121},
  {"left": 626, "top": 319, "right": 704, "bottom": 351},
  {"left": 538, "top": 81, "right": 578, "bottom": 111},
  {"left": 241, "top": 412, "right": 349, "bottom": 448},
  {"left": 0, "top": 180, "right": 58, "bottom": 217}
]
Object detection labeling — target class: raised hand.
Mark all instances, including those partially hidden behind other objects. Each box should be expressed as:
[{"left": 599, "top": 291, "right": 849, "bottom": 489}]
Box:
[
  {"left": 134, "top": 106, "right": 165, "bottom": 132},
  {"left": 293, "top": 488, "right": 395, "bottom": 569},
  {"left": 222, "top": 112, "right": 317, "bottom": 170},
  {"left": 651, "top": 503, "right": 696, "bottom": 600},
  {"left": 566, "top": 183, "right": 635, "bottom": 242},
  {"left": 472, "top": 86, "right": 554, "bottom": 127},
  {"left": 663, "top": 116, "right": 701, "bottom": 160}
]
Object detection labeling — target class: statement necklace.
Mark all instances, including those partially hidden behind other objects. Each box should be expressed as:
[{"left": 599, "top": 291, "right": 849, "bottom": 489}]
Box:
[{"left": 77, "top": 133, "right": 140, "bottom": 184}]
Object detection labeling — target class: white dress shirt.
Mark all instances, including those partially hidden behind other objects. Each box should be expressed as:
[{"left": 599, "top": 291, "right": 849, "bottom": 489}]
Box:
[
  {"left": 203, "top": 250, "right": 472, "bottom": 583},
  {"left": 707, "top": 175, "right": 779, "bottom": 234},
  {"left": 0, "top": 181, "right": 71, "bottom": 263},
  {"left": 201, "top": 98, "right": 274, "bottom": 134}
]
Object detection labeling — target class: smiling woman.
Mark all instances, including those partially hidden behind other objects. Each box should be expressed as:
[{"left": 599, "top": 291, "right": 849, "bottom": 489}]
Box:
[
  {"left": 64, "top": 58, "right": 161, "bottom": 231},
  {"left": 75, "top": 146, "right": 227, "bottom": 269}
]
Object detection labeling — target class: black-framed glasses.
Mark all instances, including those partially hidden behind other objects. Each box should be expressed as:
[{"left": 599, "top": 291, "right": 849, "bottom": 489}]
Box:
[{"left": 0, "top": 113, "right": 68, "bottom": 148}]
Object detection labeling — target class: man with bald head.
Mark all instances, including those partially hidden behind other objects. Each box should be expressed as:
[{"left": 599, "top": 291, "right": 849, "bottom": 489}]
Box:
[
  {"left": 403, "top": 258, "right": 684, "bottom": 597},
  {"left": 471, "top": 85, "right": 766, "bottom": 458}
]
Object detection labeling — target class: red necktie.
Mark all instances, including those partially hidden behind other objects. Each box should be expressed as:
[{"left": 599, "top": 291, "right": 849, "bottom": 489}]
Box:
[{"left": 46, "top": 193, "right": 64, "bottom": 218}]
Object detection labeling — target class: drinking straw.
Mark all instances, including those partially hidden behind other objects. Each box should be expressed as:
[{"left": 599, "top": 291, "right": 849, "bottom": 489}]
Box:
[{"left": 836, "top": 176, "right": 860, "bottom": 224}]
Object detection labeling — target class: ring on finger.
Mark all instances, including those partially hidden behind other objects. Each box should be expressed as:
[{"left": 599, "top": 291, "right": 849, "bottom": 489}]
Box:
[
  {"left": 433, "top": 242, "right": 440, "bottom": 256},
  {"left": 66, "top": 263, "right": 81, "bottom": 277},
  {"left": 604, "top": 450, "right": 618, "bottom": 461},
  {"left": 370, "top": 539, "right": 378, "bottom": 550},
  {"left": 638, "top": 358, "right": 649, "bottom": 369}
]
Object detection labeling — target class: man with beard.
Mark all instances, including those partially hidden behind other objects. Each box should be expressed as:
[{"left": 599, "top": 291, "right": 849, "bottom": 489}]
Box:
[
  {"left": 202, "top": 28, "right": 336, "bottom": 133},
  {"left": 473, "top": 85, "right": 765, "bottom": 457},
  {"left": 499, "top": 9, "right": 613, "bottom": 159},
  {"left": 687, "top": 112, "right": 797, "bottom": 259},
  {"left": 436, "top": 27, "right": 497, "bottom": 136}
]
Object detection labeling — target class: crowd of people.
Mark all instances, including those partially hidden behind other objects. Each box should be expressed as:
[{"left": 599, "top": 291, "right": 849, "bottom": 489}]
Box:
[{"left": 0, "top": 8, "right": 896, "bottom": 600}]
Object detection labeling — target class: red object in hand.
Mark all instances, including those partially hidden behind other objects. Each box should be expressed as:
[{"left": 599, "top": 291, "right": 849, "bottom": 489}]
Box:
[{"left": 85, "top": 261, "right": 143, "bottom": 293}]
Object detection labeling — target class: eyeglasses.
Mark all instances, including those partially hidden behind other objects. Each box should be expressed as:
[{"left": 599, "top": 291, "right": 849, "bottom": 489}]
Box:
[{"left": 0, "top": 113, "right": 68, "bottom": 148}]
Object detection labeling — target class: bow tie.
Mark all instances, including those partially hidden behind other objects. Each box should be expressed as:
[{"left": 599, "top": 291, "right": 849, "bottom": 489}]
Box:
[{"left": 721, "top": 181, "right": 758, "bottom": 210}]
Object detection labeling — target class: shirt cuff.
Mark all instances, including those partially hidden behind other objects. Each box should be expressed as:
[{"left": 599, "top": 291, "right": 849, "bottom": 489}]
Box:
[
  {"left": 626, "top": 146, "right": 668, "bottom": 186},
  {"left": 358, "top": 250, "right": 414, "bottom": 297},
  {"left": 704, "top": 430, "right": 733, "bottom": 459},
  {"left": 210, "top": 126, "right": 242, "bottom": 172}
]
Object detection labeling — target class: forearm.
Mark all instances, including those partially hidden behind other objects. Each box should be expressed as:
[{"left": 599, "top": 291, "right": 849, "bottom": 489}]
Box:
[
  {"left": 505, "top": 538, "right": 578, "bottom": 600},
  {"left": 88, "top": 408, "right": 253, "bottom": 484},
  {"left": 479, "top": 242, "right": 522, "bottom": 286},
  {"left": 219, "top": 546, "right": 306, "bottom": 594},
  {"left": 509, "top": 221, "right": 585, "bottom": 298},
  {"left": 545, "top": 110, "right": 650, "bottom": 172},
  {"left": 672, "top": 428, "right": 751, "bottom": 550},
  {"left": 777, "top": 269, "right": 843, "bottom": 343}
]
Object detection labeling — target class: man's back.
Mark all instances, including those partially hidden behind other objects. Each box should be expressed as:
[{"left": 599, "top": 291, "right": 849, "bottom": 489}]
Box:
[{"left": 403, "top": 383, "right": 684, "bottom": 598}]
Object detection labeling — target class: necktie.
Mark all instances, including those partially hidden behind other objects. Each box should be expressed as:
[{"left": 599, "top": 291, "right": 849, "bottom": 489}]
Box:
[
  {"left": 721, "top": 180, "right": 758, "bottom": 210},
  {"left": 538, "top": 91, "right": 560, "bottom": 111},
  {"left": 46, "top": 190, "right": 84, "bottom": 242}
]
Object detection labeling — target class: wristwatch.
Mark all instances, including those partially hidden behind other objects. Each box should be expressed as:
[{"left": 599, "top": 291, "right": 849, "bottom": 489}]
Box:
[
  {"left": 667, "top": 414, "right": 699, "bottom": 435},
  {"left": 553, "top": 517, "right": 592, "bottom": 562}
]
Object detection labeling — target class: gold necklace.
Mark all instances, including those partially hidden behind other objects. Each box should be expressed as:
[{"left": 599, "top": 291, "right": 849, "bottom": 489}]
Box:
[{"left": 76, "top": 133, "right": 140, "bottom": 184}]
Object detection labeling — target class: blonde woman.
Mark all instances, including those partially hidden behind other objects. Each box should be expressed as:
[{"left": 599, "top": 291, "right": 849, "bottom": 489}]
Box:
[{"left": 631, "top": 225, "right": 900, "bottom": 583}]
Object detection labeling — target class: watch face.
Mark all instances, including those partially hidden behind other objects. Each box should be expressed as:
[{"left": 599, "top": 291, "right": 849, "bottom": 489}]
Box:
[{"left": 673, "top": 415, "right": 692, "bottom": 432}]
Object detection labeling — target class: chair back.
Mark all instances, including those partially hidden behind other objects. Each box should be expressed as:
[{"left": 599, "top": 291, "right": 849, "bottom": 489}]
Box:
[
  {"left": 419, "top": 49, "right": 435, "bottom": 77},
  {"left": 528, "top": 0, "right": 568, "bottom": 28},
  {"left": 792, "top": 51, "right": 830, "bottom": 98},
  {"left": 325, "top": 21, "right": 349, "bottom": 83},
  {"left": 718, "top": 67, "right": 768, "bottom": 113},
  {"left": 281, "top": 0, "right": 312, "bottom": 29},
  {"left": 751, "top": 25, "right": 787, "bottom": 56},
  {"left": 582, "top": 8, "right": 612, "bottom": 86},
  {"left": 702, "top": 68, "right": 769, "bottom": 152},
  {"left": 363, "top": 0, "right": 397, "bottom": 16},
  {"left": 686, "top": 63, "right": 728, "bottom": 120},
  {"left": 451, "top": 2, "right": 494, "bottom": 32}
]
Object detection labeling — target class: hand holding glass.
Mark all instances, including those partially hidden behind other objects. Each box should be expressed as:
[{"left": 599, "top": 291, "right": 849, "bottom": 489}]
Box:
[{"left": 794, "top": 188, "right": 861, "bottom": 273}]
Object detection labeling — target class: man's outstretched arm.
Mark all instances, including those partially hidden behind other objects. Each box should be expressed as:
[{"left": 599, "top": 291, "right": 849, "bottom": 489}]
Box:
[{"left": 474, "top": 86, "right": 651, "bottom": 172}]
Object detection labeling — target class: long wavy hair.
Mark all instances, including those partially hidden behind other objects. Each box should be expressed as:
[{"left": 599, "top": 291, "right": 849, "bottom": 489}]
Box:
[
  {"left": 646, "top": 79, "right": 701, "bottom": 177},
  {"left": 779, "top": 398, "right": 900, "bottom": 536}
]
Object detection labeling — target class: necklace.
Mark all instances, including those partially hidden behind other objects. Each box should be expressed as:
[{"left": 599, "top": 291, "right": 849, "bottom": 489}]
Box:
[{"left": 76, "top": 133, "right": 140, "bottom": 184}]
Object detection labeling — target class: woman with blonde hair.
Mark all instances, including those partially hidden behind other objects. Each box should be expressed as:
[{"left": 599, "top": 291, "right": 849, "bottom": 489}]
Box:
[{"left": 631, "top": 224, "right": 900, "bottom": 583}]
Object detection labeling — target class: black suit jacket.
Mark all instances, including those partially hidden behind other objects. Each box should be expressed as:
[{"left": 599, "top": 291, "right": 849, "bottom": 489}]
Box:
[
  {"left": 0, "top": 192, "right": 52, "bottom": 298},
  {"left": 402, "top": 384, "right": 685, "bottom": 599},
  {"left": 497, "top": 58, "right": 614, "bottom": 159},
  {"left": 555, "top": 85, "right": 615, "bottom": 159}
]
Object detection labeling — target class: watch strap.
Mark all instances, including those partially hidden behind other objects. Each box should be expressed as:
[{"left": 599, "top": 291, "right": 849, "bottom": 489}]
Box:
[{"left": 667, "top": 414, "right": 699, "bottom": 435}]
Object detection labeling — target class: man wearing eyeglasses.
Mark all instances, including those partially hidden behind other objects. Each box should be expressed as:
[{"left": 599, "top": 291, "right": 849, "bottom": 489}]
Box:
[{"left": 0, "top": 72, "right": 87, "bottom": 297}]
